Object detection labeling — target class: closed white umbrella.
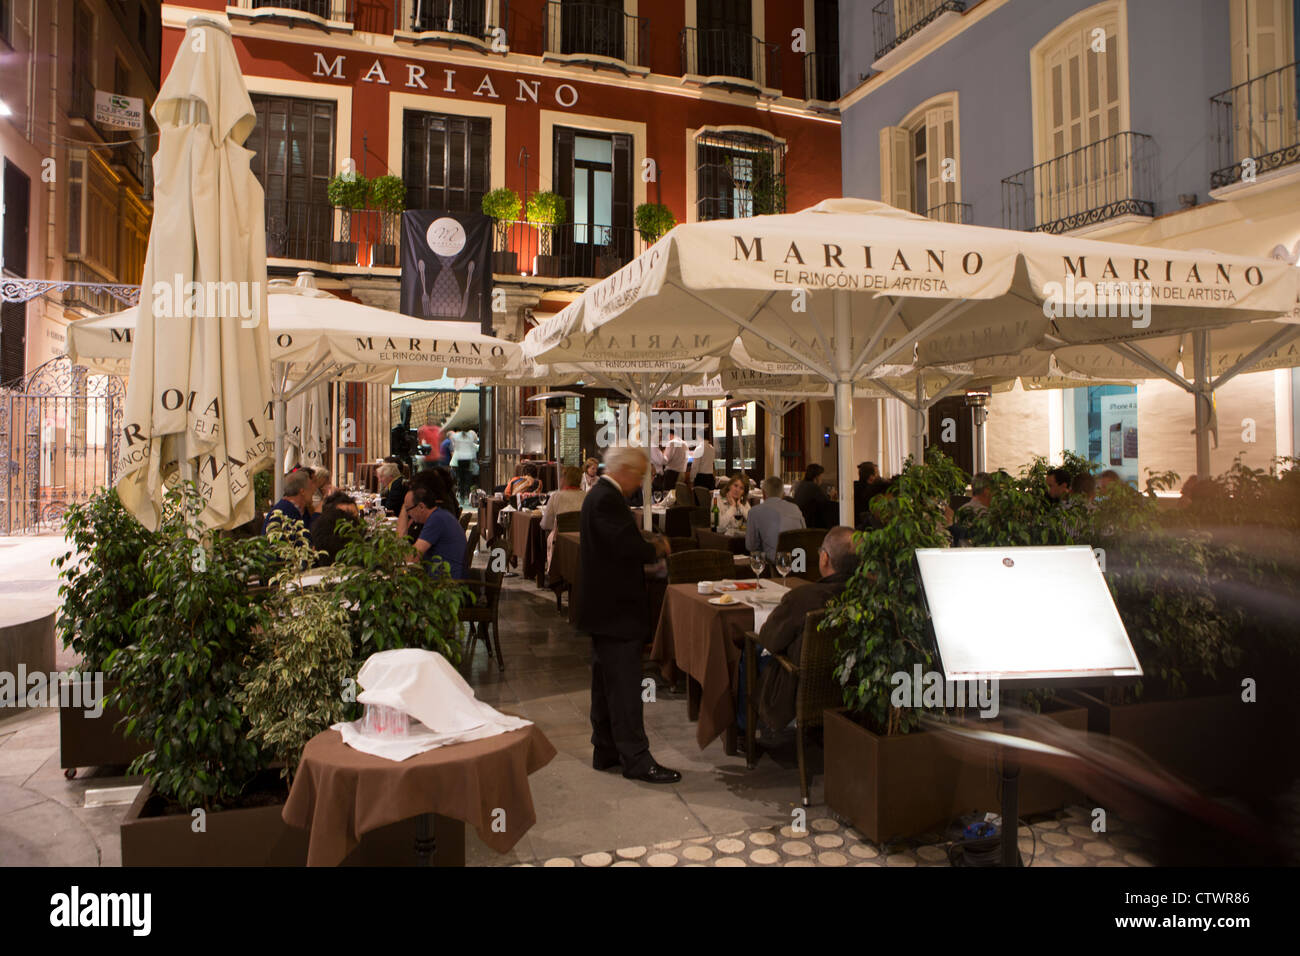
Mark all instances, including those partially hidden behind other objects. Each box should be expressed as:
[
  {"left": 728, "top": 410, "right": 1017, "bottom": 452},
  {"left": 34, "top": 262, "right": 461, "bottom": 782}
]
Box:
[{"left": 114, "top": 16, "right": 273, "bottom": 530}]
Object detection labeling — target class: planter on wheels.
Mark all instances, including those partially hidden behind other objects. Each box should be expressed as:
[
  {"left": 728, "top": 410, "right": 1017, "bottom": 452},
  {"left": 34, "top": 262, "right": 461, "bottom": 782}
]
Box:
[{"left": 59, "top": 678, "right": 148, "bottom": 778}]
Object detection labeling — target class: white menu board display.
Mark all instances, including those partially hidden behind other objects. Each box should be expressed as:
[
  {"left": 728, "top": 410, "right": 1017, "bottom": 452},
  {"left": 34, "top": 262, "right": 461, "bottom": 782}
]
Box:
[{"left": 915, "top": 546, "right": 1142, "bottom": 684}]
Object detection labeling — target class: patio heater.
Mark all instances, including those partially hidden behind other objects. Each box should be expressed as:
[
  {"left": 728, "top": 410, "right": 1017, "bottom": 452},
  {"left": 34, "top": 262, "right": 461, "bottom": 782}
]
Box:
[
  {"left": 965, "top": 389, "right": 990, "bottom": 476},
  {"left": 527, "top": 391, "right": 582, "bottom": 491},
  {"left": 728, "top": 401, "right": 748, "bottom": 480}
]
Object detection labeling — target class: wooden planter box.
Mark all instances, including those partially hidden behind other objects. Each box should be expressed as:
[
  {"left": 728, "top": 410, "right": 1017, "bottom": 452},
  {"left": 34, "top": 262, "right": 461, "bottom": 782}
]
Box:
[
  {"left": 1067, "top": 690, "right": 1270, "bottom": 795},
  {"left": 371, "top": 244, "right": 398, "bottom": 267},
  {"left": 825, "top": 704, "right": 1090, "bottom": 844},
  {"left": 492, "top": 251, "right": 518, "bottom": 275},
  {"left": 59, "top": 678, "right": 148, "bottom": 774},
  {"left": 122, "top": 777, "right": 466, "bottom": 867},
  {"left": 533, "top": 253, "right": 561, "bottom": 277}
]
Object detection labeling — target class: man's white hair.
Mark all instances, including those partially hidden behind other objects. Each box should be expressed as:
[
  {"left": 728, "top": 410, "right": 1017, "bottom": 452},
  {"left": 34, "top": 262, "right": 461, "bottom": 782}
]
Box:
[
  {"left": 377, "top": 462, "right": 400, "bottom": 482},
  {"left": 604, "top": 445, "right": 649, "bottom": 473}
]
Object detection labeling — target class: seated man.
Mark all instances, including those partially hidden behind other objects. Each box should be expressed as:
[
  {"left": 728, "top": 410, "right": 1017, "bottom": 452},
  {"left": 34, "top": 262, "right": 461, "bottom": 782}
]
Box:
[
  {"left": 311, "top": 493, "right": 363, "bottom": 566},
  {"left": 744, "top": 526, "right": 857, "bottom": 734},
  {"left": 745, "top": 475, "right": 805, "bottom": 561},
  {"left": 407, "top": 485, "right": 464, "bottom": 578},
  {"left": 792, "top": 464, "right": 835, "bottom": 528},
  {"left": 263, "top": 470, "right": 314, "bottom": 535}
]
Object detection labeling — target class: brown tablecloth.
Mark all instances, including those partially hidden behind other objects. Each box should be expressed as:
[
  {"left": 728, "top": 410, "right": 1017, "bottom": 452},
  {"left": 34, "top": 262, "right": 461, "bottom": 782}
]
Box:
[
  {"left": 549, "top": 530, "right": 665, "bottom": 631},
  {"left": 696, "top": 528, "right": 747, "bottom": 554},
  {"left": 283, "top": 725, "right": 557, "bottom": 867},
  {"left": 650, "top": 579, "right": 808, "bottom": 750},
  {"left": 479, "top": 497, "right": 505, "bottom": 543},
  {"left": 506, "top": 510, "right": 545, "bottom": 579},
  {"left": 629, "top": 507, "right": 668, "bottom": 532}
]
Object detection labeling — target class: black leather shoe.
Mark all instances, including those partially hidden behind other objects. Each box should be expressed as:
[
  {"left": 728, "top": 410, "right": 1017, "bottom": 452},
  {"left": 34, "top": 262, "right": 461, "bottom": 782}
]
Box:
[
  {"left": 593, "top": 754, "right": 621, "bottom": 771},
  {"left": 624, "top": 762, "right": 682, "bottom": 784}
]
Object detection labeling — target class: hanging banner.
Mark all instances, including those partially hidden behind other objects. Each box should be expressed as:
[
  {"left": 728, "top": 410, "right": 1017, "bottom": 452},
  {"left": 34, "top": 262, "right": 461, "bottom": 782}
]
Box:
[{"left": 401, "top": 210, "right": 493, "bottom": 332}]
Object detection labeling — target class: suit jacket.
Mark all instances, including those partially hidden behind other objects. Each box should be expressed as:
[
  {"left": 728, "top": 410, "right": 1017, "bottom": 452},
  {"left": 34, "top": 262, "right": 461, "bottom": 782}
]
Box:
[
  {"left": 755, "top": 572, "right": 849, "bottom": 730},
  {"left": 578, "top": 477, "right": 659, "bottom": 641}
]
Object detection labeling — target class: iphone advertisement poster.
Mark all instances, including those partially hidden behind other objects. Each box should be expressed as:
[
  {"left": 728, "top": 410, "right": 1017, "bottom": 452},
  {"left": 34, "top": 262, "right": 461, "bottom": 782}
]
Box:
[{"left": 1100, "top": 394, "right": 1139, "bottom": 484}]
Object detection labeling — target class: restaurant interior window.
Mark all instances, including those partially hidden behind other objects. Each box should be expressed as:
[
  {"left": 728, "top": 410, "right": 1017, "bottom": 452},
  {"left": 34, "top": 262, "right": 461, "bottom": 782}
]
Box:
[
  {"left": 403, "top": 110, "right": 491, "bottom": 213},
  {"left": 247, "top": 94, "right": 336, "bottom": 262},
  {"left": 696, "top": 131, "right": 785, "bottom": 221}
]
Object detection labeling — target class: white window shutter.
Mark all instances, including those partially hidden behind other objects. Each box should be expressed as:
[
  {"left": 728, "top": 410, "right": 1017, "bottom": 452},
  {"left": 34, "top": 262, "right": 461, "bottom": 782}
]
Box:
[
  {"left": 924, "top": 106, "right": 956, "bottom": 212},
  {"left": 879, "top": 125, "right": 912, "bottom": 210}
]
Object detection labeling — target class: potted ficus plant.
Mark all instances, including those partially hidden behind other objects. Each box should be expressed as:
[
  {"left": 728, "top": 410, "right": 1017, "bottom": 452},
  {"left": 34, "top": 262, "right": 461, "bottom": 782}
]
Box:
[
  {"left": 54, "top": 487, "right": 155, "bottom": 777},
  {"left": 526, "top": 190, "right": 566, "bottom": 277},
  {"left": 634, "top": 202, "right": 676, "bottom": 245},
  {"left": 368, "top": 174, "right": 406, "bottom": 268},
  {"left": 116, "top": 483, "right": 301, "bottom": 867},
  {"left": 327, "top": 171, "right": 370, "bottom": 265},
  {"left": 482, "top": 187, "right": 522, "bottom": 275}
]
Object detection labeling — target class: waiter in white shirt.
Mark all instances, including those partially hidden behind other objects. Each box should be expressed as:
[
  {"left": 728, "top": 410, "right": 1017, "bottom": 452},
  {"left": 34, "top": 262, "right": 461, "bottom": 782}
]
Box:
[
  {"left": 690, "top": 427, "right": 716, "bottom": 490},
  {"left": 661, "top": 428, "right": 687, "bottom": 492}
]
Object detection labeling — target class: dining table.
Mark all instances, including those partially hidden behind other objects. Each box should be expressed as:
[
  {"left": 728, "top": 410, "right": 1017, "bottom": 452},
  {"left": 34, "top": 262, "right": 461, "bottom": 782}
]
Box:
[
  {"left": 505, "top": 509, "right": 547, "bottom": 584},
  {"left": 548, "top": 530, "right": 669, "bottom": 631},
  {"left": 478, "top": 496, "right": 506, "bottom": 545},
  {"left": 650, "top": 576, "right": 809, "bottom": 751}
]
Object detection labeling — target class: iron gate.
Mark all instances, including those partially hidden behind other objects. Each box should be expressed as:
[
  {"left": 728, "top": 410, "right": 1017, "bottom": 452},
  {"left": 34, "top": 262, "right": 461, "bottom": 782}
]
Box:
[{"left": 0, "top": 357, "right": 124, "bottom": 535}]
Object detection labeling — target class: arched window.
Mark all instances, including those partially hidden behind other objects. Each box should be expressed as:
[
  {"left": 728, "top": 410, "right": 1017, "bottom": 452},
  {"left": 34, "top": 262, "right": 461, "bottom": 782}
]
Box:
[{"left": 878, "top": 93, "right": 960, "bottom": 220}]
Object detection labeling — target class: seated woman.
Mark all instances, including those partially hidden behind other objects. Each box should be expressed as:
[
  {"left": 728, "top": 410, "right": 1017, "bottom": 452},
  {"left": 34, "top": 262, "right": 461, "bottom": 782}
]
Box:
[
  {"left": 504, "top": 462, "right": 542, "bottom": 498},
  {"left": 540, "top": 466, "right": 586, "bottom": 575},
  {"left": 310, "top": 492, "right": 362, "bottom": 566},
  {"left": 378, "top": 461, "right": 408, "bottom": 516},
  {"left": 580, "top": 457, "right": 600, "bottom": 492},
  {"left": 716, "top": 475, "right": 751, "bottom": 535}
]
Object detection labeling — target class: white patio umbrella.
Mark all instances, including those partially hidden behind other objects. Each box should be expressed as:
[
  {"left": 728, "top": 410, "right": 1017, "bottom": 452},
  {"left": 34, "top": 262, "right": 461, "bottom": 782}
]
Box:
[
  {"left": 114, "top": 16, "right": 273, "bottom": 531},
  {"left": 69, "top": 274, "right": 524, "bottom": 499},
  {"left": 523, "top": 199, "right": 1298, "bottom": 522}
]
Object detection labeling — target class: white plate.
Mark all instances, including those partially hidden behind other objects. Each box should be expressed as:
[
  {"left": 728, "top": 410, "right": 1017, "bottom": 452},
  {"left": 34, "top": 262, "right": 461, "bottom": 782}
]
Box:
[{"left": 708, "top": 596, "right": 743, "bottom": 606}]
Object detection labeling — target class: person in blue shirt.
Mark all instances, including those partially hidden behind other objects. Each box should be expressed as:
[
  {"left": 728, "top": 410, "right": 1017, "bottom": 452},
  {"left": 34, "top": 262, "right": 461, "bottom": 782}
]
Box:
[
  {"left": 263, "top": 470, "right": 314, "bottom": 535},
  {"left": 407, "top": 485, "right": 464, "bottom": 578}
]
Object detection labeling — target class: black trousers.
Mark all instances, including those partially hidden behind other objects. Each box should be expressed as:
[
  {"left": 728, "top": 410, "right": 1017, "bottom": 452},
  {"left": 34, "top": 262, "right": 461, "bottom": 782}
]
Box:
[
  {"left": 693, "top": 473, "right": 715, "bottom": 490},
  {"left": 662, "top": 469, "right": 680, "bottom": 493},
  {"left": 589, "top": 634, "right": 651, "bottom": 776}
]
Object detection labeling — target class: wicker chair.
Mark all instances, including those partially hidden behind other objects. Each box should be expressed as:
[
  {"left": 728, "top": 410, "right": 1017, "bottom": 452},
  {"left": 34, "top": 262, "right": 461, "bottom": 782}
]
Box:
[
  {"left": 744, "top": 609, "right": 838, "bottom": 806},
  {"left": 674, "top": 481, "right": 693, "bottom": 505},
  {"left": 776, "top": 527, "right": 828, "bottom": 581},
  {"left": 668, "top": 536, "right": 698, "bottom": 553},
  {"left": 693, "top": 487, "right": 713, "bottom": 508},
  {"left": 663, "top": 506, "right": 695, "bottom": 538},
  {"left": 667, "top": 549, "right": 735, "bottom": 585},
  {"left": 555, "top": 510, "right": 581, "bottom": 533}
]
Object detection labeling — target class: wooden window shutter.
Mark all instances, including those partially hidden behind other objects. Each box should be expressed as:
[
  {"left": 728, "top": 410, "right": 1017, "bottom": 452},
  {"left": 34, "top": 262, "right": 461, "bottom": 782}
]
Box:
[
  {"left": 924, "top": 106, "right": 956, "bottom": 210},
  {"left": 879, "top": 125, "right": 912, "bottom": 209},
  {"left": 612, "top": 132, "right": 632, "bottom": 256},
  {"left": 554, "top": 126, "right": 576, "bottom": 217}
]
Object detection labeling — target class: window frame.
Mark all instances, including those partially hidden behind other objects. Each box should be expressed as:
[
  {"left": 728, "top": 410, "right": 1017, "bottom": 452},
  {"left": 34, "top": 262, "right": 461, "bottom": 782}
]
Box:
[
  {"left": 692, "top": 127, "right": 787, "bottom": 222},
  {"left": 878, "top": 91, "right": 962, "bottom": 217}
]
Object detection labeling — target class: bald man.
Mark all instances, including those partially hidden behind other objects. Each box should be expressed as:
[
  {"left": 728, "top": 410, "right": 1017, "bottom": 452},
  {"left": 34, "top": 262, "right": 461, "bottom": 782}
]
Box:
[{"left": 750, "top": 525, "right": 858, "bottom": 732}]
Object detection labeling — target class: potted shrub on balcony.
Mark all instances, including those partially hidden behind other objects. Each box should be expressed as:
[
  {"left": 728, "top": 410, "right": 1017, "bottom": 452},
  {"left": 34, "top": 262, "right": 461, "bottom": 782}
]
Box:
[
  {"left": 526, "top": 190, "right": 566, "bottom": 278},
  {"left": 368, "top": 174, "right": 406, "bottom": 268},
  {"left": 327, "top": 171, "right": 369, "bottom": 266},
  {"left": 54, "top": 488, "right": 154, "bottom": 777},
  {"left": 634, "top": 201, "right": 676, "bottom": 245},
  {"left": 482, "top": 187, "right": 522, "bottom": 275}
]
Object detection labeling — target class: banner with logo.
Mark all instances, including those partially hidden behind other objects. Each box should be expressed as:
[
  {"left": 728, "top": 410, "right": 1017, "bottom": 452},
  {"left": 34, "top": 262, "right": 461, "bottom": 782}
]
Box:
[
  {"left": 94, "top": 91, "right": 145, "bottom": 130},
  {"left": 401, "top": 211, "right": 493, "bottom": 332}
]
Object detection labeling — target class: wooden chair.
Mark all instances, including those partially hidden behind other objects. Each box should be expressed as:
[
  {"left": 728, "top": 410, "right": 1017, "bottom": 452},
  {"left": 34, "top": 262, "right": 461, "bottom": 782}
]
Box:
[
  {"left": 776, "top": 527, "right": 828, "bottom": 581},
  {"left": 688, "top": 506, "right": 710, "bottom": 529},
  {"left": 668, "top": 536, "right": 698, "bottom": 554},
  {"left": 458, "top": 511, "right": 473, "bottom": 532},
  {"left": 458, "top": 567, "right": 505, "bottom": 673},
  {"left": 663, "top": 506, "right": 695, "bottom": 538},
  {"left": 555, "top": 510, "right": 581, "bottom": 533},
  {"left": 461, "top": 525, "right": 480, "bottom": 572},
  {"left": 674, "top": 481, "right": 693, "bottom": 505},
  {"left": 744, "top": 609, "right": 839, "bottom": 806},
  {"left": 693, "top": 487, "right": 713, "bottom": 508},
  {"left": 667, "top": 549, "right": 735, "bottom": 585}
]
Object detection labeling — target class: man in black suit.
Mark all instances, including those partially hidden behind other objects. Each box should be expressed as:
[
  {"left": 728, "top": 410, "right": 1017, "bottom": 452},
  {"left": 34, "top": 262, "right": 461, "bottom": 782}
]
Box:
[{"left": 579, "top": 445, "right": 681, "bottom": 784}]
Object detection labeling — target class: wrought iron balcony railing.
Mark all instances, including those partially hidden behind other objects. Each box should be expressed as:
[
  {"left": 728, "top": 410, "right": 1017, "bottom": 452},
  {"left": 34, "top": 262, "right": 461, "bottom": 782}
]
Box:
[
  {"left": 926, "top": 200, "right": 971, "bottom": 224},
  {"left": 803, "top": 50, "right": 839, "bottom": 102},
  {"left": 1001, "top": 131, "right": 1155, "bottom": 234},
  {"left": 1210, "top": 59, "right": 1300, "bottom": 189},
  {"left": 240, "top": 0, "right": 355, "bottom": 22},
  {"left": 62, "top": 260, "right": 125, "bottom": 316},
  {"left": 395, "top": 0, "right": 509, "bottom": 48},
  {"left": 543, "top": 1, "right": 647, "bottom": 69},
  {"left": 680, "top": 28, "right": 780, "bottom": 91},
  {"left": 109, "top": 138, "right": 149, "bottom": 192},
  {"left": 68, "top": 71, "right": 97, "bottom": 125},
  {"left": 489, "top": 219, "right": 651, "bottom": 279},
  {"left": 872, "top": 0, "right": 965, "bottom": 62}
]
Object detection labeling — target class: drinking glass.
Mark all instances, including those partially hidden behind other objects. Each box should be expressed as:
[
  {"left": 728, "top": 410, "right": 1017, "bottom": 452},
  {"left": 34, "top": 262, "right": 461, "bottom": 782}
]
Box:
[
  {"left": 749, "top": 550, "right": 766, "bottom": 580},
  {"left": 776, "top": 550, "right": 792, "bottom": 583}
]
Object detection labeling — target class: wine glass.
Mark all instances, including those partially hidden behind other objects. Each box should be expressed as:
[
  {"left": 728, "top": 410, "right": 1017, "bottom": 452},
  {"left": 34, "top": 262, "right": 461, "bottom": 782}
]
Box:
[
  {"left": 776, "top": 550, "right": 792, "bottom": 583},
  {"left": 749, "top": 550, "right": 766, "bottom": 581}
]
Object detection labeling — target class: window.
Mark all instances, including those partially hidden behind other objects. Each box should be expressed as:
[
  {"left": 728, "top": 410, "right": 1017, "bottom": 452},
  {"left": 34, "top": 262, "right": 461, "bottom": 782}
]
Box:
[
  {"left": 406, "top": 0, "right": 487, "bottom": 38},
  {"left": 1038, "top": 12, "right": 1121, "bottom": 163},
  {"left": 695, "top": 0, "right": 753, "bottom": 79},
  {"left": 879, "top": 96, "right": 958, "bottom": 218},
  {"left": 403, "top": 110, "right": 490, "bottom": 213},
  {"left": 696, "top": 131, "right": 785, "bottom": 221},
  {"left": 1, "top": 0, "right": 12, "bottom": 48},
  {"left": 1227, "top": 0, "right": 1298, "bottom": 164},
  {"left": 559, "top": 0, "right": 626, "bottom": 61},
  {"left": 810, "top": 0, "right": 840, "bottom": 101},
  {"left": 553, "top": 127, "right": 632, "bottom": 274},
  {"left": 247, "top": 94, "right": 336, "bottom": 261}
]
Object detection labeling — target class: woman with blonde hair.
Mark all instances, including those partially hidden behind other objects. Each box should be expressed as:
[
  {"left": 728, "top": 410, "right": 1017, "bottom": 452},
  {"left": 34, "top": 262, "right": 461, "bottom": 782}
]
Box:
[
  {"left": 580, "top": 457, "right": 600, "bottom": 492},
  {"left": 716, "top": 474, "right": 751, "bottom": 534}
]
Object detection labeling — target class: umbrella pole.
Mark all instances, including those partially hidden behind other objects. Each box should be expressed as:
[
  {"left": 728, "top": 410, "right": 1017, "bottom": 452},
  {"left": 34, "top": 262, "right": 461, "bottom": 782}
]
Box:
[
  {"left": 1192, "top": 329, "right": 1211, "bottom": 480},
  {"left": 273, "top": 392, "right": 286, "bottom": 501},
  {"left": 913, "top": 372, "right": 927, "bottom": 466},
  {"left": 833, "top": 291, "right": 855, "bottom": 527},
  {"left": 766, "top": 402, "right": 783, "bottom": 482}
]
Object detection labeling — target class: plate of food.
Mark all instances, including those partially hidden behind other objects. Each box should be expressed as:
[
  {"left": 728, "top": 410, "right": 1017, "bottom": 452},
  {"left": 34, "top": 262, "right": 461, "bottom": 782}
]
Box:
[{"left": 709, "top": 594, "right": 743, "bottom": 606}]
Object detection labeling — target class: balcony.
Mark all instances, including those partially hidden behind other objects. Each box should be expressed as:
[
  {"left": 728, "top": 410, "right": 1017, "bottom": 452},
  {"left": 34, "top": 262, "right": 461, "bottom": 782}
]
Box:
[
  {"left": 1210, "top": 60, "right": 1300, "bottom": 191},
  {"left": 229, "top": 0, "right": 356, "bottom": 31},
  {"left": 872, "top": 0, "right": 965, "bottom": 67},
  {"left": 62, "top": 260, "right": 126, "bottom": 316},
  {"left": 1001, "top": 131, "right": 1155, "bottom": 235},
  {"left": 67, "top": 72, "right": 106, "bottom": 139},
  {"left": 542, "top": 1, "right": 647, "bottom": 75},
  {"left": 926, "top": 201, "right": 971, "bottom": 224},
  {"left": 803, "top": 51, "right": 839, "bottom": 104},
  {"left": 394, "top": 0, "right": 509, "bottom": 52},
  {"left": 109, "top": 137, "right": 149, "bottom": 194},
  {"left": 680, "top": 28, "right": 780, "bottom": 95},
  {"left": 488, "top": 219, "right": 651, "bottom": 279}
]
